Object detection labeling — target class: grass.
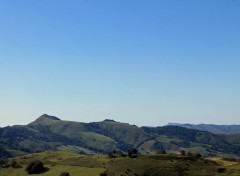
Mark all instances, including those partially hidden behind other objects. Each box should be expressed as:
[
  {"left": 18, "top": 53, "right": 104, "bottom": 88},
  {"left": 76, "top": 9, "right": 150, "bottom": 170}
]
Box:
[
  {"left": 57, "top": 145, "right": 96, "bottom": 155},
  {"left": 1, "top": 151, "right": 240, "bottom": 176},
  {"left": 0, "top": 151, "right": 106, "bottom": 176},
  {"left": 0, "top": 165, "right": 104, "bottom": 176}
]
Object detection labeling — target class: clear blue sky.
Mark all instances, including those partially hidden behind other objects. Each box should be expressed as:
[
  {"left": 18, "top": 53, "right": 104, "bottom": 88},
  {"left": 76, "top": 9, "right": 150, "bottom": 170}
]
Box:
[{"left": 0, "top": 0, "right": 240, "bottom": 127}]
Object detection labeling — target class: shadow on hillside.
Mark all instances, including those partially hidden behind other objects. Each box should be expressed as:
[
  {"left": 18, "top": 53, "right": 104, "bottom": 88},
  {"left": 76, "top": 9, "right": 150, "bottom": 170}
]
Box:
[
  {"left": 35, "top": 167, "right": 49, "bottom": 174},
  {"left": 43, "top": 167, "right": 50, "bottom": 173}
]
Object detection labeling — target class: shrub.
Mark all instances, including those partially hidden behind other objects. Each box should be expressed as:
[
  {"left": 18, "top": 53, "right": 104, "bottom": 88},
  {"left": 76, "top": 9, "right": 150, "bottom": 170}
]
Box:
[
  {"left": 157, "top": 150, "right": 166, "bottom": 154},
  {"left": 100, "top": 172, "right": 107, "bottom": 176},
  {"left": 59, "top": 172, "right": 70, "bottom": 176},
  {"left": 25, "top": 161, "right": 45, "bottom": 174},
  {"left": 0, "top": 159, "right": 9, "bottom": 168},
  {"left": 217, "top": 168, "right": 226, "bottom": 173},
  {"left": 118, "top": 151, "right": 127, "bottom": 157},
  {"left": 10, "top": 159, "right": 21, "bottom": 168},
  {"left": 187, "top": 152, "right": 193, "bottom": 157},
  {"left": 11, "top": 160, "right": 17, "bottom": 168},
  {"left": 180, "top": 150, "right": 186, "bottom": 156},
  {"left": 108, "top": 152, "right": 114, "bottom": 158},
  {"left": 128, "top": 148, "right": 138, "bottom": 158},
  {"left": 128, "top": 152, "right": 133, "bottom": 158},
  {"left": 194, "top": 153, "right": 202, "bottom": 159},
  {"left": 128, "top": 148, "right": 138, "bottom": 154}
]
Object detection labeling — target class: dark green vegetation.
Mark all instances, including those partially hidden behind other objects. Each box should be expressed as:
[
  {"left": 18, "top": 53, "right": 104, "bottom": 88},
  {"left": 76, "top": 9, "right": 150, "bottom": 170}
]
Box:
[
  {"left": 1, "top": 151, "right": 240, "bottom": 176},
  {"left": 59, "top": 171, "right": 70, "bottom": 176},
  {"left": 168, "top": 123, "right": 240, "bottom": 134},
  {"left": 1, "top": 114, "right": 240, "bottom": 159},
  {"left": 25, "top": 160, "right": 45, "bottom": 174}
]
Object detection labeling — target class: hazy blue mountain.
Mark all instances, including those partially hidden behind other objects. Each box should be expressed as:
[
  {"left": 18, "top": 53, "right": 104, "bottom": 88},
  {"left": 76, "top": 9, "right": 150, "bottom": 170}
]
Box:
[{"left": 167, "top": 123, "right": 240, "bottom": 134}]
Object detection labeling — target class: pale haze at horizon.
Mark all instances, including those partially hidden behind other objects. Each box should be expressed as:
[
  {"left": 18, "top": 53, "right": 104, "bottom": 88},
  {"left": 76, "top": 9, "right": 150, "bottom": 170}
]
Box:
[{"left": 0, "top": 0, "right": 240, "bottom": 127}]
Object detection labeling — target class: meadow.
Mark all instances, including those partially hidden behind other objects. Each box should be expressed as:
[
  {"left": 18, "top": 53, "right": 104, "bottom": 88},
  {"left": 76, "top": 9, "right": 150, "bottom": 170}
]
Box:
[{"left": 1, "top": 151, "right": 240, "bottom": 176}]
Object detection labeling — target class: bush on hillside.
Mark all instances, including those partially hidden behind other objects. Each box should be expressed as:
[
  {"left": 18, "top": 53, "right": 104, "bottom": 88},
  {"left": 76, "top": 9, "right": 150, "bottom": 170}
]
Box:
[
  {"left": 194, "top": 153, "right": 202, "bottom": 159},
  {"left": 0, "top": 159, "right": 9, "bottom": 168},
  {"left": 217, "top": 168, "right": 226, "bottom": 173},
  {"left": 157, "top": 150, "right": 167, "bottom": 154},
  {"left": 118, "top": 151, "right": 127, "bottom": 157},
  {"left": 187, "top": 152, "right": 193, "bottom": 157},
  {"left": 180, "top": 150, "right": 186, "bottom": 156},
  {"left": 108, "top": 152, "right": 115, "bottom": 158},
  {"left": 99, "top": 171, "right": 107, "bottom": 176},
  {"left": 128, "top": 148, "right": 138, "bottom": 154},
  {"left": 25, "top": 160, "right": 45, "bottom": 174},
  {"left": 128, "top": 148, "right": 138, "bottom": 158},
  {"left": 10, "top": 159, "right": 22, "bottom": 168}
]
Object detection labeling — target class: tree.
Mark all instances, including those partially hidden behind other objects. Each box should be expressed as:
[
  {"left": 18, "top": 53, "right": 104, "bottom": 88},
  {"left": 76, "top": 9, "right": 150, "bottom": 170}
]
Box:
[
  {"left": 108, "top": 152, "right": 114, "bottom": 158},
  {"left": 10, "top": 159, "right": 21, "bottom": 168},
  {"left": 195, "top": 153, "right": 202, "bottom": 159},
  {"left": 0, "top": 159, "right": 9, "bottom": 168},
  {"left": 128, "top": 151, "right": 133, "bottom": 158},
  {"left": 187, "top": 152, "right": 193, "bottom": 157},
  {"left": 25, "top": 161, "right": 45, "bottom": 174},
  {"left": 180, "top": 150, "right": 186, "bottom": 156},
  {"left": 128, "top": 148, "right": 138, "bottom": 158},
  {"left": 128, "top": 148, "right": 137, "bottom": 154},
  {"left": 118, "top": 151, "right": 127, "bottom": 157},
  {"left": 100, "top": 172, "right": 107, "bottom": 176}
]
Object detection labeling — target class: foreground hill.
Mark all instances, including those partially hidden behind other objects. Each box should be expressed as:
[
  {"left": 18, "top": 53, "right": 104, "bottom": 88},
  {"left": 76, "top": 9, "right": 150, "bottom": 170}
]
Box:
[
  {"left": 1, "top": 114, "right": 240, "bottom": 158},
  {"left": 167, "top": 123, "right": 240, "bottom": 134},
  {"left": 1, "top": 151, "right": 240, "bottom": 176}
]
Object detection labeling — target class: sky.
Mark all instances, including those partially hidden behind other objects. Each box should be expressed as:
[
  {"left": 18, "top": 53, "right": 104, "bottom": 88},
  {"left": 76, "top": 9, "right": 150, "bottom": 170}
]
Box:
[{"left": 0, "top": 0, "right": 240, "bottom": 127}]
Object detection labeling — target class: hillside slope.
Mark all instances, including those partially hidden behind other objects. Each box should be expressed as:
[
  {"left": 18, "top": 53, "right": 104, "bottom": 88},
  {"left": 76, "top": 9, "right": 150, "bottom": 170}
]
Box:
[
  {"left": 1, "top": 114, "right": 240, "bottom": 158},
  {"left": 1, "top": 151, "right": 240, "bottom": 176}
]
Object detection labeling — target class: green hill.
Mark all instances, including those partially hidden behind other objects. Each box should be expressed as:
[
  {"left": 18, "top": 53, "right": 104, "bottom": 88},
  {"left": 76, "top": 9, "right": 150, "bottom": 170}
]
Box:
[{"left": 1, "top": 114, "right": 240, "bottom": 159}]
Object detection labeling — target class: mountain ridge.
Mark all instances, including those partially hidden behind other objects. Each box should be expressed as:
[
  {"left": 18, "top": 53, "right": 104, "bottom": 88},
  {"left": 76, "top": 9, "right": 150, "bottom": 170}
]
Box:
[
  {"left": 167, "top": 123, "right": 240, "bottom": 134},
  {"left": 1, "top": 114, "right": 240, "bottom": 159}
]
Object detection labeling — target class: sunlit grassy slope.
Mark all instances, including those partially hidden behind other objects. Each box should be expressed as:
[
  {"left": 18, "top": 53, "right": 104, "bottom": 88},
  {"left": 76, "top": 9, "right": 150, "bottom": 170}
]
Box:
[{"left": 1, "top": 151, "right": 240, "bottom": 176}]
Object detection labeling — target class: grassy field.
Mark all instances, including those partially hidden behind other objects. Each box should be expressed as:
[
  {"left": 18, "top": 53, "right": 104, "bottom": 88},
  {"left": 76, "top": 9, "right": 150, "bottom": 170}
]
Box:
[{"left": 1, "top": 151, "right": 240, "bottom": 176}]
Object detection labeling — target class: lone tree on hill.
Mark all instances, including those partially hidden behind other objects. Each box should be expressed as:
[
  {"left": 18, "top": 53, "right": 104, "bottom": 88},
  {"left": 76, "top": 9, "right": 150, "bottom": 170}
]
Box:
[{"left": 25, "top": 161, "right": 45, "bottom": 174}]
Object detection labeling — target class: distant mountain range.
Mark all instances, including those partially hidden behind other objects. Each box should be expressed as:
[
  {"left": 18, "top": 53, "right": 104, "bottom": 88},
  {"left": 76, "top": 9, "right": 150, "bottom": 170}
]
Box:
[
  {"left": 1, "top": 114, "right": 240, "bottom": 158},
  {"left": 167, "top": 123, "right": 240, "bottom": 134}
]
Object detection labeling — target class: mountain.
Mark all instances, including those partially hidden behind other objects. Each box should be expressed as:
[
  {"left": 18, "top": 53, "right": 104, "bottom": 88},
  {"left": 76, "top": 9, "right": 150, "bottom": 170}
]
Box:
[
  {"left": 29, "top": 114, "right": 61, "bottom": 125},
  {"left": 167, "top": 123, "right": 240, "bottom": 134},
  {"left": 1, "top": 114, "right": 240, "bottom": 158}
]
